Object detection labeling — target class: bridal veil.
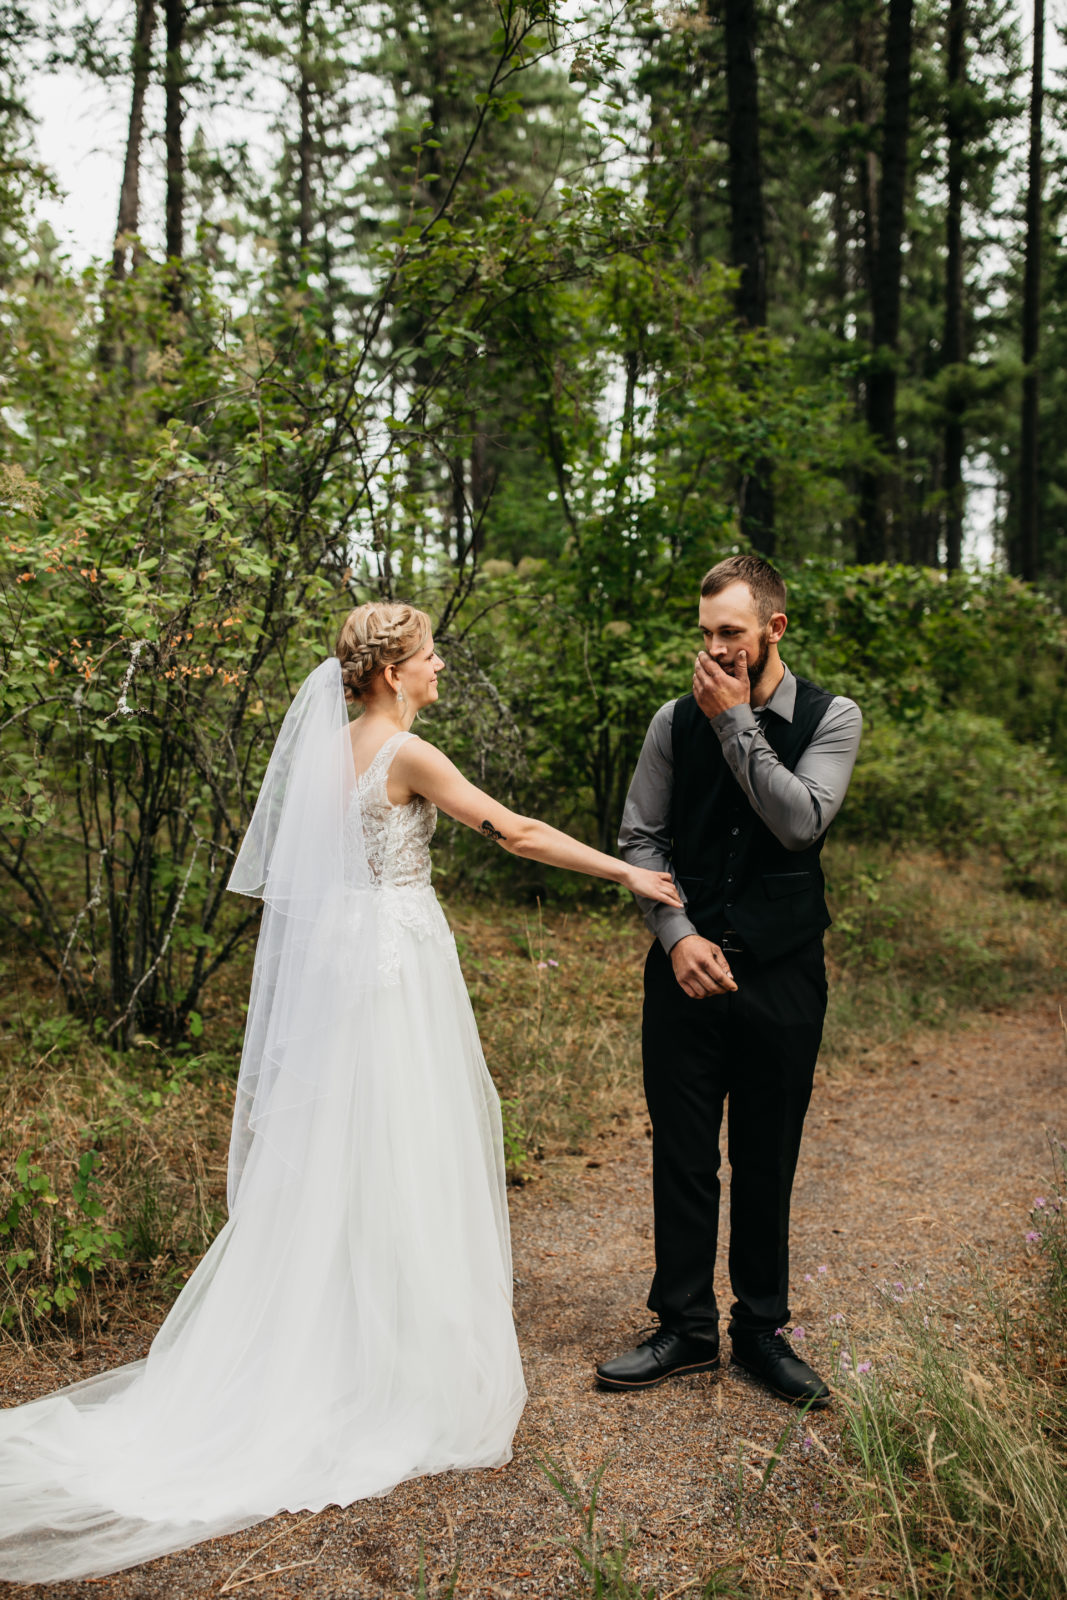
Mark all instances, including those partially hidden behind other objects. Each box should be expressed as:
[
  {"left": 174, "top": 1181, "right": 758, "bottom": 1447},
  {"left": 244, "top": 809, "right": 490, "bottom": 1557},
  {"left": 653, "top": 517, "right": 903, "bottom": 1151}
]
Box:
[{"left": 0, "top": 658, "right": 525, "bottom": 1582}]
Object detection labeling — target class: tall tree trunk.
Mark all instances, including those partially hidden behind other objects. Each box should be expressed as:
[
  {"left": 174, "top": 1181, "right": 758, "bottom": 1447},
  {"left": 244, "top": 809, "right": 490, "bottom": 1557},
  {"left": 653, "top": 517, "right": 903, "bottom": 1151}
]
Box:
[
  {"left": 112, "top": 0, "right": 156, "bottom": 281},
  {"left": 853, "top": 12, "right": 879, "bottom": 313},
  {"left": 858, "top": 0, "right": 913, "bottom": 563},
  {"left": 722, "top": 0, "right": 774, "bottom": 554},
  {"left": 297, "top": 0, "right": 313, "bottom": 257},
  {"left": 163, "top": 0, "right": 185, "bottom": 308},
  {"left": 942, "top": 0, "right": 966, "bottom": 571},
  {"left": 1018, "top": 0, "right": 1044, "bottom": 582}
]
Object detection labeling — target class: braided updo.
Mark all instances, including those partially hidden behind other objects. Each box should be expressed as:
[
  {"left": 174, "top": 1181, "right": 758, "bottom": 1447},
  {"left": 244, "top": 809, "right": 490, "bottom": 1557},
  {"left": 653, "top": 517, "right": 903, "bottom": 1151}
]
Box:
[{"left": 335, "top": 602, "right": 432, "bottom": 704}]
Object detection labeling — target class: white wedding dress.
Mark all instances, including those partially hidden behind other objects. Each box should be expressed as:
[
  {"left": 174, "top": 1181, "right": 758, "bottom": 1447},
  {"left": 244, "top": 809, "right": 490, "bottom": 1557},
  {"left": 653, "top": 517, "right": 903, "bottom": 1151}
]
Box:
[{"left": 0, "top": 695, "right": 526, "bottom": 1583}]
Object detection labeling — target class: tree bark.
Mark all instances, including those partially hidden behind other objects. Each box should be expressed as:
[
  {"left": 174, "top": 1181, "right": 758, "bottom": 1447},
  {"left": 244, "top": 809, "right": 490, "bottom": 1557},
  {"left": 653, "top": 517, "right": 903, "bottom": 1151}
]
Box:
[
  {"left": 722, "top": 0, "right": 774, "bottom": 554},
  {"left": 297, "top": 0, "right": 313, "bottom": 257},
  {"left": 942, "top": 0, "right": 966, "bottom": 571},
  {"left": 163, "top": 0, "right": 185, "bottom": 307},
  {"left": 1018, "top": 0, "right": 1044, "bottom": 582},
  {"left": 857, "top": 0, "right": 913, "bottom": 563},
  {"left": 112, "top": 0, "right": 157, "bottom": 281}
]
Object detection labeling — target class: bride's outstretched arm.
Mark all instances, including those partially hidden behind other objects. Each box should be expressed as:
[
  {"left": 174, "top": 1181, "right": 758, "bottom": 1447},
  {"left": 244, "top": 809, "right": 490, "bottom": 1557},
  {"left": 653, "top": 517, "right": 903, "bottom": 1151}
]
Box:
[{"left": 393, "top": 738, "right": 683, "bottom": 909}]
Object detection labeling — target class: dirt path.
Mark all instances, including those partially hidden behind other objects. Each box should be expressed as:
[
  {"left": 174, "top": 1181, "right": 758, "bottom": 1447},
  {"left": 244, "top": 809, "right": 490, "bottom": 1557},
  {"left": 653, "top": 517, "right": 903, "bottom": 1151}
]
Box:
[{"left": 5, "top": 1004, "right": 1065, "bottom": 1600}]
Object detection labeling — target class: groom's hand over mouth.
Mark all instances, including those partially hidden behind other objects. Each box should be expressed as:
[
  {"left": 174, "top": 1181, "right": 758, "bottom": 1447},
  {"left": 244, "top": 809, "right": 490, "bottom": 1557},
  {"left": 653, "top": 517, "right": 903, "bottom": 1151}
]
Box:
[
  {"left": 670, "top": 935, "right": 738, "bottom": 999},
  {"left": 693, "top": 649, "right": 750, "bottom": 719}
]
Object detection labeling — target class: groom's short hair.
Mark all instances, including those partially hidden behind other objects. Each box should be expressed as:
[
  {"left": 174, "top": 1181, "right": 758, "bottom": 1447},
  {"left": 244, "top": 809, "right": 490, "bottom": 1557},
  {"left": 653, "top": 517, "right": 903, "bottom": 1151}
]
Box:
[{"left": 700, "top": 555, "right": 786, "bottom": 626}]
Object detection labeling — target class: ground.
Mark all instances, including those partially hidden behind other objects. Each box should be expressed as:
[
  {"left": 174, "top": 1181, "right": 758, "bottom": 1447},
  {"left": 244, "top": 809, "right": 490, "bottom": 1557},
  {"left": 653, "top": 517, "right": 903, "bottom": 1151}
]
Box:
[{"left": 1, "top": 1004, "right": 1063, "bottom": 1600}]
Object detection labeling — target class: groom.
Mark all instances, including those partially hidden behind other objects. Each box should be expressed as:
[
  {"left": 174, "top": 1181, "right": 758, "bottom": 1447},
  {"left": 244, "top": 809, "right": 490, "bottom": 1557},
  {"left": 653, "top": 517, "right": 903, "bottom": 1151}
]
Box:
[{"left": 596, "top": 555, "right": 862, "bottom": 1407}]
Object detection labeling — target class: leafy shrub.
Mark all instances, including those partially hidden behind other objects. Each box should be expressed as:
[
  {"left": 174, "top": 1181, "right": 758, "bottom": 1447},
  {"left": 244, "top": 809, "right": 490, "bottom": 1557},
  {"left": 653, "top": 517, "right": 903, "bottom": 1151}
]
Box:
[
  {"left": 784, "top": 563, "right": 1067, "bottom": 757},
  {"left": 837, "top": 710, "right": 1067, "bottom": 896},
  {"left": 0, "top": 1146, "right": 125, "bottom": 1333}
]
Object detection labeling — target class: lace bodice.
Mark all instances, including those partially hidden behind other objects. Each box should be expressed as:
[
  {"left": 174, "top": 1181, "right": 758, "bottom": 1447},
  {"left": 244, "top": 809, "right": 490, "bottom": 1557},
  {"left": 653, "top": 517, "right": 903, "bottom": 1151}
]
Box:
[
  {"left": 341, "top": 731, "right": 452, "bottom": 982},
  {"left": 346, "top": 731, "right": 437, "bottom": 887}
]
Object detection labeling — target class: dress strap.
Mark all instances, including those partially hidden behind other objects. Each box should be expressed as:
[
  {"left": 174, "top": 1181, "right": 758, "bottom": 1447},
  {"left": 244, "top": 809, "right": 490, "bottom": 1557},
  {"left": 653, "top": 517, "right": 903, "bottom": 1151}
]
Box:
[{"left": 354, "top": 729, "right": 414, "bottom": 789}]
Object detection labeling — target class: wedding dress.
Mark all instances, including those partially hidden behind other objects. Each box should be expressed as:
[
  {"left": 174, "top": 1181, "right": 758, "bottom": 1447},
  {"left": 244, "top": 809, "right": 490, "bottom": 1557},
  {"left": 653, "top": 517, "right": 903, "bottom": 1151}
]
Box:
[{"left": 0, "top": 661, "right": 526, "bottom": 1583}]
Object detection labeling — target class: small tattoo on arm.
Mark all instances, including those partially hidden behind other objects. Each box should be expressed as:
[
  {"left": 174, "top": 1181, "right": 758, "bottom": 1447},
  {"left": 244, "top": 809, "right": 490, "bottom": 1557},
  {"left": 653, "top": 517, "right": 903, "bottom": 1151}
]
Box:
[{"left": 481, "top": 819, "right": 507, "bottom": 842}]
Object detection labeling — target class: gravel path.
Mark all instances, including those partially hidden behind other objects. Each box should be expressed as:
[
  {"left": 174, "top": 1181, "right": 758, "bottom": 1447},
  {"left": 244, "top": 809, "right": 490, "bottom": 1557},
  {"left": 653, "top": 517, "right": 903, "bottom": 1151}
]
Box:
[{"left": 3, "top": 1004, "right": 1064, "bottom": 1600}]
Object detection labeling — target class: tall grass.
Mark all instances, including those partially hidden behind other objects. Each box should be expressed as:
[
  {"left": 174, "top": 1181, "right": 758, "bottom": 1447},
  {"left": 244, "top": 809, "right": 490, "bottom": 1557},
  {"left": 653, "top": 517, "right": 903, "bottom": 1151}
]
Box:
[
  {"left": 821, "top": 843, "right": 1065, "bottom": 1068},
  {"left": 0, "top": 968, "right": 234, "bottom": 1340},
  {"left": 832, "top": 1144, "right": 1067, "bottom": 1598}
]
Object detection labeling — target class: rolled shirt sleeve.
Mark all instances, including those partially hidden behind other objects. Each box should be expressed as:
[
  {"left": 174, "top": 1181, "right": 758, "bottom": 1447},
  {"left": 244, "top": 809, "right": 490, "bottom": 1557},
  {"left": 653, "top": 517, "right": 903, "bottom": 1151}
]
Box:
[
  {"left": 709, "top": 693, "right": 863, "bottom": 851},
  {"left": 618, "top": 702, "right": 698, "bottom": 953}
]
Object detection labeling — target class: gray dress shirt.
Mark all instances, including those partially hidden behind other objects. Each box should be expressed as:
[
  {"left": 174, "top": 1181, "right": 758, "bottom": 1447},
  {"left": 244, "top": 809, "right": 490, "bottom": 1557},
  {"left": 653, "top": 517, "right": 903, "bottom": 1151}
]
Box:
[{"left": 618, "top": 666, "right": 863, "bottom": 953}]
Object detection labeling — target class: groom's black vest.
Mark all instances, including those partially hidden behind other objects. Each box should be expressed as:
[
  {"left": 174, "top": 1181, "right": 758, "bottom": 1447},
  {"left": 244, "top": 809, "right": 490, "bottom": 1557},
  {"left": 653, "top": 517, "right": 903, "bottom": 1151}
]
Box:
[{"left": 670, "top": 677, "right": 835, "bottom": 963}]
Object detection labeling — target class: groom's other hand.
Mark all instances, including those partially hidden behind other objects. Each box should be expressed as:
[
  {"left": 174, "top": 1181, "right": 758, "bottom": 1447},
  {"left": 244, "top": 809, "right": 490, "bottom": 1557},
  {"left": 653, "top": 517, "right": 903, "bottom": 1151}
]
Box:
[
  {"left": 693, "top": 649, "right": 750, "bottom": 719},
  {"left": 670, "top": 935, "right": 738, "bottom": 998}
]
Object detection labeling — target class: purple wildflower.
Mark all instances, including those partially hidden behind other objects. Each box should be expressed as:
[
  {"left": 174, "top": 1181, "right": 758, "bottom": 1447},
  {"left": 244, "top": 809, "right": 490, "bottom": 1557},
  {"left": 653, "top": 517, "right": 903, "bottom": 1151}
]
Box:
[
  {"left": 1026, "top": 1229, "right": 1042, "bottom": 1243},
  {"left": 857, "top": 1361, "right": 872, "bottom": 1375},
  {"left": 1034, "top": 1196, "right": 1047, "bottom": 1208},
  {"left": 792, "top": 1326, "right": 806, "bottom": 1340}
]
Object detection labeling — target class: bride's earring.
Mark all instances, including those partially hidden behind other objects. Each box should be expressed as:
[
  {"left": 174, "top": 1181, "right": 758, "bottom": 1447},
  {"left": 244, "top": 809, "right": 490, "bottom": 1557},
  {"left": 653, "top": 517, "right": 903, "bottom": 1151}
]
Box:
[{"left": 396, "top": 686, "right": 406, "bottom": 711}]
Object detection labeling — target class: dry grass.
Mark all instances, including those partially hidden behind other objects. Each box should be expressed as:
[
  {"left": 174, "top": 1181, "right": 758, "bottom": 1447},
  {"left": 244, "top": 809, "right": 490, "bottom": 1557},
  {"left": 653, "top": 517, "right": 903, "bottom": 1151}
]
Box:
[
  {"left": 0, "top": 965, "right": 235, "bottom": 1344},
  {"left": 822, "top": 842, "right": 1067, "bottom": 1070},
  {"left": 2, "top": 843, "right": 1063, "bottom": 1344},
  {"left": 1, "top": 850, "right": 1065, "bottom": 1600}
]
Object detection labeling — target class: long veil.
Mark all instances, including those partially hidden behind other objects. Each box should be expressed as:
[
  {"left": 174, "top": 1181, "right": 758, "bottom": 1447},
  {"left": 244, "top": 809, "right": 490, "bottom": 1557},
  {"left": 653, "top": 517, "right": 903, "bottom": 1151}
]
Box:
[
  {"left": 226, "top": 655, "right": 363, "bottom": 1208},
  {"left": 0, "top": 659, "right": 367, "bottom": 1581}
]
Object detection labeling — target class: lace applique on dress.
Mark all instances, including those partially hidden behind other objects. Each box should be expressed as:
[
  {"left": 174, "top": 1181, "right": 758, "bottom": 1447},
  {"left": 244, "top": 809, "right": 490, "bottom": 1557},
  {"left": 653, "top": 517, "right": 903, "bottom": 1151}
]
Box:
[{"left": 343, "top": 730, "right": 453, "bottom": 980}]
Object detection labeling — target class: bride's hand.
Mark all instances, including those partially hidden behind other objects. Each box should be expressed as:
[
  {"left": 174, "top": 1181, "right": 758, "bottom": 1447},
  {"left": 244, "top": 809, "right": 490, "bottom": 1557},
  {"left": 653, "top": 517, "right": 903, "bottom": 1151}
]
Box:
[{"left": 625, "top": 867, "right": 683, "bottom": 907}]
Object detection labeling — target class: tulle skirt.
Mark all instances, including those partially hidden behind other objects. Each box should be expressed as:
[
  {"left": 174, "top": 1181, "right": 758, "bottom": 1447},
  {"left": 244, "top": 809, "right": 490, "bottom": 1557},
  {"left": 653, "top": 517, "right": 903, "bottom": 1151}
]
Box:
[{"left": 0, "top": 908, "right": 526, "bottom": 1583}]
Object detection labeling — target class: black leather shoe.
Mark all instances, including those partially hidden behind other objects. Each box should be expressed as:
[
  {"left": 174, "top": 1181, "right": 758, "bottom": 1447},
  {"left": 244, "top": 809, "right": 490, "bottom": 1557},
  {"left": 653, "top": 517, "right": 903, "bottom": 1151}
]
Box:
[
  {"left": 731, "top": 1329, "right": 831, "bottom": 1408},
  {"left": 595, "top": 1327, "right": 720, "bottom": 1391}
]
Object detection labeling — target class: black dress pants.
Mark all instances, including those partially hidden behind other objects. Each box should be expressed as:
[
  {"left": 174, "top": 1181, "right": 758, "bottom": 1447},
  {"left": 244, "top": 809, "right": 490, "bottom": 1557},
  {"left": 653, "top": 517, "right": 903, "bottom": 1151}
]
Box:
[{"left": 642, "top": 935, "right": 827, "bottom": 1339}]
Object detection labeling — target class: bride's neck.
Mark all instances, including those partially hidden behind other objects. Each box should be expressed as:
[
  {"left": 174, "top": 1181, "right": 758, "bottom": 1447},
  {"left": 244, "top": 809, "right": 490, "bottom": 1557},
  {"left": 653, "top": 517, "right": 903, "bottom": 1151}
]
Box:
[{"left": 358, "top": 699, "right": 414, "bottom": 733}]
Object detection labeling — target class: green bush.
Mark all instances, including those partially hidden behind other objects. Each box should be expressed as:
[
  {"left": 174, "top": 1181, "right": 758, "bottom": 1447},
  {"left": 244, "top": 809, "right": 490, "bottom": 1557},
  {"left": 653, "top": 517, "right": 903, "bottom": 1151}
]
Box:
[
  {"left": 784, "top": 563, "right": 1067, "bottom": 757},
  {"left": 838, "top": 710, "right": 1067, "bottom": 896}
]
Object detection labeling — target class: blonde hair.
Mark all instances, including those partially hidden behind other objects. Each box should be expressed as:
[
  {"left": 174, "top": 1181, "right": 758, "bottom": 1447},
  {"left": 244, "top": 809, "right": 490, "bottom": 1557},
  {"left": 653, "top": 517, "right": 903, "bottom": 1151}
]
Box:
[{"left": 334, "top": 602, "right": 432, "bottom": 703}]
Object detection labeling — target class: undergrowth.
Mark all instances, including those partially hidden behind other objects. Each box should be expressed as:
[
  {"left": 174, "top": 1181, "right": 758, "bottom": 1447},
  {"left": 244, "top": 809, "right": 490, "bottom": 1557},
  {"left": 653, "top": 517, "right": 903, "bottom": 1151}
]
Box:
[{"left": 1, "top": 843, "right": 1062, "bottom": 1343}]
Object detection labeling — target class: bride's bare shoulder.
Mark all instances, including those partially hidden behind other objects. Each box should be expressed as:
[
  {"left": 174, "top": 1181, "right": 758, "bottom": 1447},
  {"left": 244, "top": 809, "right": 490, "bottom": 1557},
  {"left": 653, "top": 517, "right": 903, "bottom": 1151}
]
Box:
[{"left": 347, "top": 719, "right": 409, "bottom": 777}]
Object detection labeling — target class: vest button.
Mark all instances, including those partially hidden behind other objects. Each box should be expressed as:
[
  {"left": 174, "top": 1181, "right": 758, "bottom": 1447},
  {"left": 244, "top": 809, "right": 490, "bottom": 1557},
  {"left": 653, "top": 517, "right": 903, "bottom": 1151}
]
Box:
[{"left": 731, "top": 827, "right": 740, "bottom": 836}]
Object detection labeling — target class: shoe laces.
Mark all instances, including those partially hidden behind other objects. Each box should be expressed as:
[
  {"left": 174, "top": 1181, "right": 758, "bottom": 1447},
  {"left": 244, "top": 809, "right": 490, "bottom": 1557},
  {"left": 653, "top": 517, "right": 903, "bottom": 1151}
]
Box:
[
  {"left": 637, "top": 1324, "right": 677, "bottom": 1355},
  {"left": 746, "top": 1328, "right": 794, "bottom": 1358}
]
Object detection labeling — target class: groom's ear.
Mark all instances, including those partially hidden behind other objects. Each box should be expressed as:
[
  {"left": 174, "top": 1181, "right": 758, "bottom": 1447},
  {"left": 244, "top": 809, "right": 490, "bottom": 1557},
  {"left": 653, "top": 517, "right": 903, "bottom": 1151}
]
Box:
[{"left": 769, "top": 611, "right": 787, "bottom": 645}]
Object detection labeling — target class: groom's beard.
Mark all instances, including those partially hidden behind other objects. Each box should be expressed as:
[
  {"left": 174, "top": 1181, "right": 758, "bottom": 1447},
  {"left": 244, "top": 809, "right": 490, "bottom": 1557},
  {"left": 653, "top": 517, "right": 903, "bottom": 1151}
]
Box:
[{"left": 721, "top": 628, "right": 772, "bottom": 686}]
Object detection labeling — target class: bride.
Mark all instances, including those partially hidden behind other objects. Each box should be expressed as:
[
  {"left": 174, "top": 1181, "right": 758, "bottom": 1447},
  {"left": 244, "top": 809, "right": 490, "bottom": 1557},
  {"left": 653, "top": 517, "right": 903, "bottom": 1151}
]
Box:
[{"left": 0, "top": 601, "right": 681, "bottom": 1583}]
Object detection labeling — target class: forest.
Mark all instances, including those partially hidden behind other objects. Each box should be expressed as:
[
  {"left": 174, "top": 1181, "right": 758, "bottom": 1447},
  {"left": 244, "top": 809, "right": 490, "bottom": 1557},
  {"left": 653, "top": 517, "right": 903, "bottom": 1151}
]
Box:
[
  {"left": 1, "top": 5, "right": 1067, "bottom": 1595},
  {"left": 2, "top": 0, "right": 1066, "bottom": 1044}
]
